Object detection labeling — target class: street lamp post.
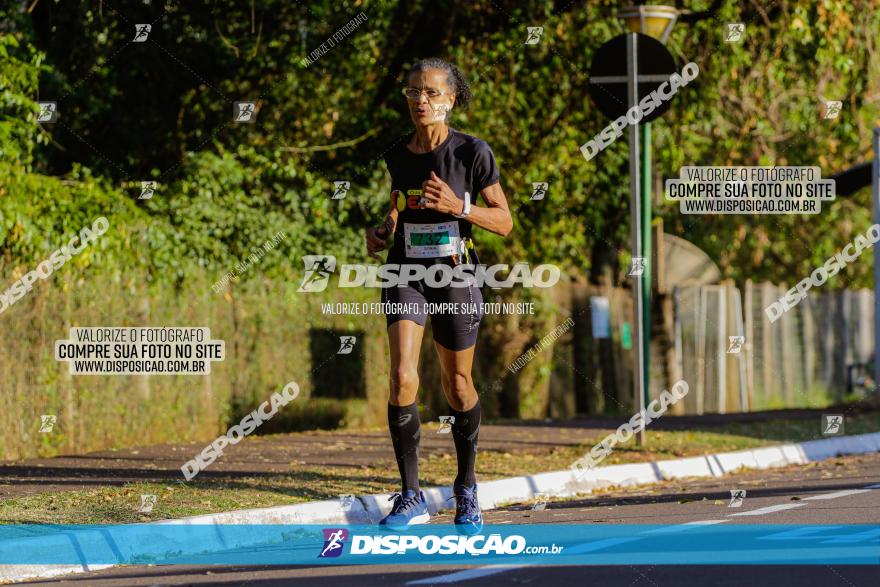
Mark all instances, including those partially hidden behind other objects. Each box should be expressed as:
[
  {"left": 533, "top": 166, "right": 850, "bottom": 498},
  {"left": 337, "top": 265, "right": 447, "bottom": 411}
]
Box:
[{"left": 617, "top": 5, "right": 678, "bottom": 446}]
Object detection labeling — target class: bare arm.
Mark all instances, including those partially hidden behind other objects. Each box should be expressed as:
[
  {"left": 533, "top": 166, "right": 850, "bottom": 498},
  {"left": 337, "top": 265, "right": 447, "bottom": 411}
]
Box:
[
  {"left": 465, "top": 182, "right": 513, "bottom": 237},
  {"left": 421, "top": 172, "right": 513, "bottom": 237}
]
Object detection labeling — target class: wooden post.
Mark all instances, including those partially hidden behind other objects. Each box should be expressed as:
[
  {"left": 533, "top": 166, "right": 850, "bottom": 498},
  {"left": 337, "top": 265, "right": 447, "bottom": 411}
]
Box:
[
  {"left": 723, "top": 280, "right": 742, "bottom": 412},
  {"left": 760, "top": 283, "right": 774, "bottom": 406},
  {"left": 801, "top": 293, "right": 815, "bottom": 393},
  {"left": 779, "top": 284, "right": 794, "bottom": 405},
  {"left": 819, "top": 293, "right": 834, "bottom": 392},
  {"left": 62, "top": 273, "right": 75, "bottom": 451},
  {"left": 138, "top": 297, "right": 151, "bottom": 402},
  {"left": 716, "top": 285, "right": 727, "bottom": 413},
  {"left": 696, "top": 286, "right": 707, "bottom": 414},
  {"left": 834, "top": 291, "right": 848, "bottom": 399},
  {"left": 573, "top": 278, "right": 591, "bottom": 414},
  {"left": 204, "top": 294, "right": 215, "bottom": 434},
  {"left": 743, "top": 279, "right": 754, "bottom": 411},
  {"left": 671, "top": 287, "right": 685, "bottom": 414}
]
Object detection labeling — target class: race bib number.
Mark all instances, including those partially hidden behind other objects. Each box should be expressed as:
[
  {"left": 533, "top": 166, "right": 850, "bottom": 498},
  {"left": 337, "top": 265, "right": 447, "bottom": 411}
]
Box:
[{"left": 403, "top": 222, "right": 461, "bottom": 258}]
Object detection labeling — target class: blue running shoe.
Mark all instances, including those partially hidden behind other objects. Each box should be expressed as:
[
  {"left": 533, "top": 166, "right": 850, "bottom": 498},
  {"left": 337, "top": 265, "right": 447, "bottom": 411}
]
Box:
[
  {"left": 379, "top": 489, "right": 430, "bottom": 530},
  {"left": 452, "top": 484, "right": 483, "bottom": 535}
]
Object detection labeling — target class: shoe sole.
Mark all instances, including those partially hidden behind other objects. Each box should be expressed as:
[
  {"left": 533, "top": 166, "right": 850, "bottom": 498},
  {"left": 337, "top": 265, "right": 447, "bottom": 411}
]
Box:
[
  {"left": 382, "top": 512, "right": 431, "bottom": 531},
  {"left": 455, "top": 520, "right": 483, "bottom": 535}
]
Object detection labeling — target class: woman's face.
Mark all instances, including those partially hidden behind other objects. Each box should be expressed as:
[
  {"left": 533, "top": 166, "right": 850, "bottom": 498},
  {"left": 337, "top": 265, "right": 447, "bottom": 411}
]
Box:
[{"left": 405, "top": 68, "right": 455, "bottom": 127}]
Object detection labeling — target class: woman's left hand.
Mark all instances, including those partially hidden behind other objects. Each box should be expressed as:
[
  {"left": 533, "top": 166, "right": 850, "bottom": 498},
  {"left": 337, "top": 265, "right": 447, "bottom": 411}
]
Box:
[{"left": 421, "top": 171, "right": 464, "bottom": 215}]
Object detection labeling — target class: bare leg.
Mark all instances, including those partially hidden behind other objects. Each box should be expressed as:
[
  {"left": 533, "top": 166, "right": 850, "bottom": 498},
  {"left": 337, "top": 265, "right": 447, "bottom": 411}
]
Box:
[
  {"left": 389, "top": 320, "right": 424, "bottom": 405},
  {"left": 433, "top": 341, "right": 478, "bottom": 411}
]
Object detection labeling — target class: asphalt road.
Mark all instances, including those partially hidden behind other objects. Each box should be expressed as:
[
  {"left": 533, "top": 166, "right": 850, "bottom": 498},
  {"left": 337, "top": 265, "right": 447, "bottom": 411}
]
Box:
[
  {"left": 20, "top": 451, "right": 880, "bottom": 586},
  {"left": 0, "top": 407, "right": 848, "bottom": 499}
]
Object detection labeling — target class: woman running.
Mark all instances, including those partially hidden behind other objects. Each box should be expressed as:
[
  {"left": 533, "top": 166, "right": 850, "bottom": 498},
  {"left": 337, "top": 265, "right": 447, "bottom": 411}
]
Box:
[{"left": 365, "top": 57, "right": 512, "bottom": 534}]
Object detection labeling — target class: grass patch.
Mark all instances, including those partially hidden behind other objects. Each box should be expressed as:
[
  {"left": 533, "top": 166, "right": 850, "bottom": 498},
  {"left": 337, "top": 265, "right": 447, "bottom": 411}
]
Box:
[{"left": 1, "top": 412, "right": 877, "bottom": 524}]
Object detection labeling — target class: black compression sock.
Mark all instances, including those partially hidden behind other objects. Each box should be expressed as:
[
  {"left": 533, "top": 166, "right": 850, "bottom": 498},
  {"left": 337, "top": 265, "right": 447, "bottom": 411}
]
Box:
[
  {"left": 450, "top": 400, "right": 481, "bottom": 487},
  {"left": 388, "top": 402, "right": 421, "bottom": 493}
]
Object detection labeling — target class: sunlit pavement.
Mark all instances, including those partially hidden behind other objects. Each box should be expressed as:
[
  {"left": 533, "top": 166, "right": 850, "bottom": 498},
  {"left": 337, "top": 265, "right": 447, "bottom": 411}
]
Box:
[{"left": 21, "top": 451, "right": 880, "bottom": 586}]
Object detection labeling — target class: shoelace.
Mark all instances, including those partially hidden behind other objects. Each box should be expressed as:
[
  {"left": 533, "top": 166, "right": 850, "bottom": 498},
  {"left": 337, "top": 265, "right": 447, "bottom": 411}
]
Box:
[
  {"left": 447, "top": 492, "right": 478, "bottom": 516},
  {"left": 388, "top": 492, "right": 422, "bottom": 514}
]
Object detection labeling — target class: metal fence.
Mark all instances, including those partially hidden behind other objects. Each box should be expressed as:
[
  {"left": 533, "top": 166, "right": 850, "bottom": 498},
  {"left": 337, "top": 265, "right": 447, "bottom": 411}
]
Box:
[{"left": 669, "top": 281, "right": 874, "bottom": 412}]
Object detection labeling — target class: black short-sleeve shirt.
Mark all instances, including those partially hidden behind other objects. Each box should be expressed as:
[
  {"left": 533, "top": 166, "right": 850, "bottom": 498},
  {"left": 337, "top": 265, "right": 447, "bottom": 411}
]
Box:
[{"left": 384, "top": 128, "right": 500, "bottom": 263}]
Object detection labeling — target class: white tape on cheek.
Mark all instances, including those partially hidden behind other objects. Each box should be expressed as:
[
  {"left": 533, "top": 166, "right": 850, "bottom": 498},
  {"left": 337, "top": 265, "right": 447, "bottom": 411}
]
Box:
[{"left": 431, "top": 104, "right": 449, "bottom": 122}]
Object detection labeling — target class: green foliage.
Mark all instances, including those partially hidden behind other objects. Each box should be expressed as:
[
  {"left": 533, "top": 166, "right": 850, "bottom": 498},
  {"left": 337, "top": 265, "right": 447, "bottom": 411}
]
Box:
[
  {"left": 654, "top": 0, "right": 880, "bottom": 286},
  {"left": 3, "top": 1, "right": 877, "bottom": 287},
  {"left": 0, "top": 161, "right": 131, "bottom": 266},
  {"left": 11, "top": 1, "right": 880, "bottom": 455},
  {"left": 0, "top": 32, "right": 46, "bottom": 167}
]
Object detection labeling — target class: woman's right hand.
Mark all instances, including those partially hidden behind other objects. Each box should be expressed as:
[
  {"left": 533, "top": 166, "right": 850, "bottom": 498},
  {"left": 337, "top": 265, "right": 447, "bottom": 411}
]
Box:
[{"left": 366, "top": 225, "right": 389, "bottom": 261}]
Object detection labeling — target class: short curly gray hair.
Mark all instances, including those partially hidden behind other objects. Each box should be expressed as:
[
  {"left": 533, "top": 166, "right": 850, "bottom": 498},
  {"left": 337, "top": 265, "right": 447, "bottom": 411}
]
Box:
[{"left": 408, "top": 57, "right": 472, "bottom": 109}]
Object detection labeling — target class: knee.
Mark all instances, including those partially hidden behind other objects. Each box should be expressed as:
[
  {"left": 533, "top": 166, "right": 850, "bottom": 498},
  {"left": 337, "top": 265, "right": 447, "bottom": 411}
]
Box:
[
  {"left": 447, "top": 371, "right": 474, "bottom": 411},
  {"left": 439, "top": 371, "right": 451, "bottom": 394},
  {"left": 390, "top": 366, "right": 419, "bottom": 402}
]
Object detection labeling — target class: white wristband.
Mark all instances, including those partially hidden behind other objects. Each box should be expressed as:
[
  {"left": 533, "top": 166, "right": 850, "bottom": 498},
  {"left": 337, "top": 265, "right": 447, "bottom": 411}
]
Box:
[{"left": 456, "top": 191, "right": 471, "bottom": 218}]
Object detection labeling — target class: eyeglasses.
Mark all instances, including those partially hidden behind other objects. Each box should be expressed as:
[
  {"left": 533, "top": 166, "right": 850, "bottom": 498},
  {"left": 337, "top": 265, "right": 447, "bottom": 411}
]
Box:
[{"left": 402, "top": 87, "right": 448, "bottom": 100}]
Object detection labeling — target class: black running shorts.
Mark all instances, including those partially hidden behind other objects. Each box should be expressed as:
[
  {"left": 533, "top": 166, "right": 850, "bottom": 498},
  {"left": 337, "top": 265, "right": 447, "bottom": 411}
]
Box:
[{"left": 381, "top": 278, "right": 484, "bottom": 351}]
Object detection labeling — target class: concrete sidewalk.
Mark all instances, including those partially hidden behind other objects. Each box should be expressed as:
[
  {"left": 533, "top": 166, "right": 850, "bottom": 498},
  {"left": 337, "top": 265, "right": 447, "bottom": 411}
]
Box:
[{"left": 0, "top": 407, "right": 847, "bottom": 500}]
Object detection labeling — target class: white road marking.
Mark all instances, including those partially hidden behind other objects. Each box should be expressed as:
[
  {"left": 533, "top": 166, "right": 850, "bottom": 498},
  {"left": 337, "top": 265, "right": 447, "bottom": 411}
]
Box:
[
  {"left": 412, "top": 480, "right": 879, "bottom": 585},
  {"left": 729, "top": 503, "right": 806, "bottom": 517},
  {"left": 802, "top": 489, "right": 870, "bottom": 500},
  {"left": 407, "top": 565, "right": 521, "bottom": 585},
  {"left": 641, "top": 519, "right": 730, "bottom": 534}
]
